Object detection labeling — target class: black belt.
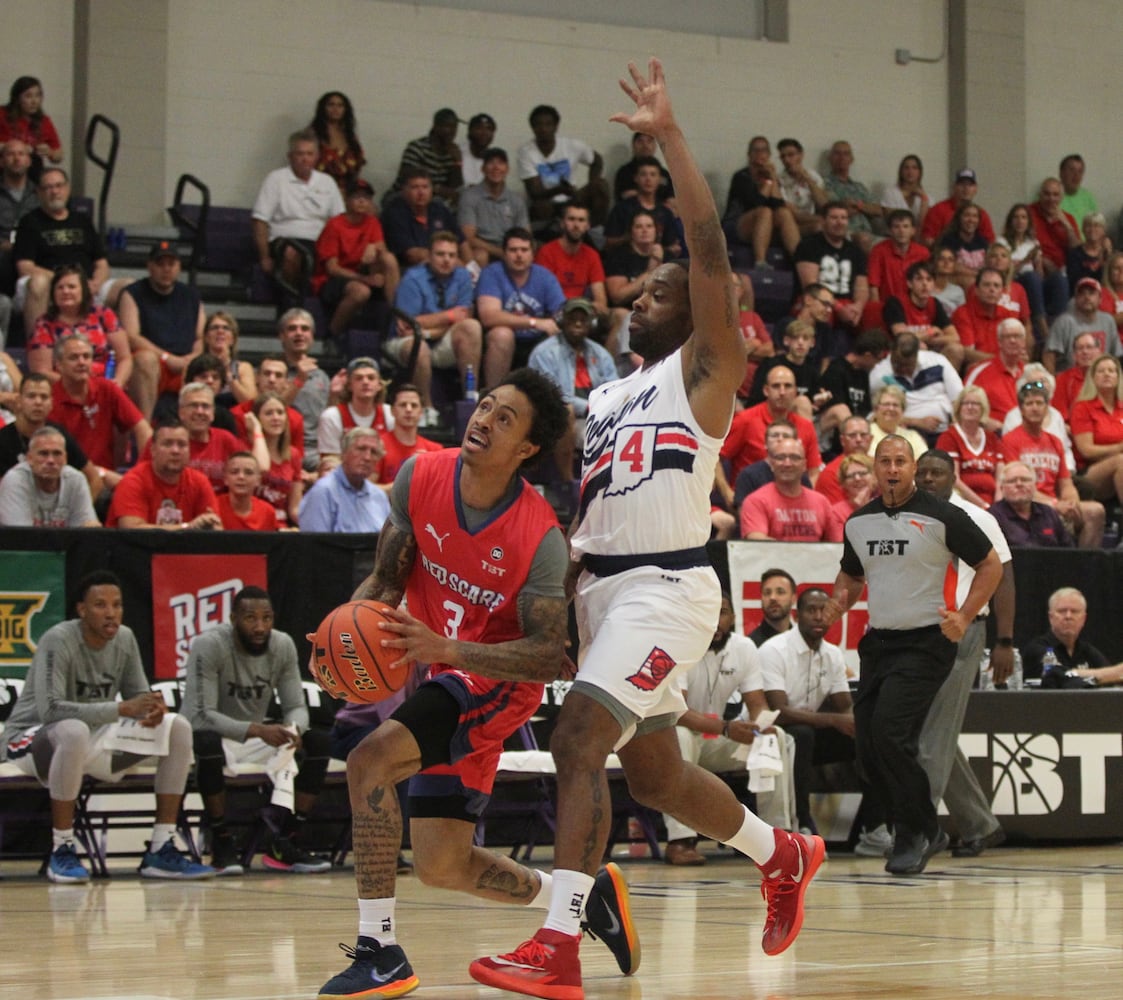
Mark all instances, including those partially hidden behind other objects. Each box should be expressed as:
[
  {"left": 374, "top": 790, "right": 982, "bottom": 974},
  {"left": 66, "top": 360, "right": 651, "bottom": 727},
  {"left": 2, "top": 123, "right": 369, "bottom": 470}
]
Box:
[{"left": 584, "top": 547, "right": 710, "bottom": 578}]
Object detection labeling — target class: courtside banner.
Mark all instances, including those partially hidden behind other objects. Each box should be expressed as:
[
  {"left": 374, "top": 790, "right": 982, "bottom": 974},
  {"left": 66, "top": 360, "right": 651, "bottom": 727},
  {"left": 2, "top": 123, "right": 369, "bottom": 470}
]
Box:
[
  {"left": 151, "top": 554, "right": 267, "bottom": 679},
  {"left": 0, "top": 551, "right": 66, "bottom": 677},
  {"left": 727, "top": 541, "right": 867, "bottom": 675}
]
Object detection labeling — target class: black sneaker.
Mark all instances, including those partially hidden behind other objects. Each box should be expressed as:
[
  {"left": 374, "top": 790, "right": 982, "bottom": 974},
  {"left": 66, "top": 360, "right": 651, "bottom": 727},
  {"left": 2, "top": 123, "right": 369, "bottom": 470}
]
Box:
[
  {"left": 263, "top": 834, "right": 331, "bottom": 874},
  {"left": 210, "top": 834, "right": 244, "bottom": 877},
  {"left": 581, "top": 861, "right": 641, "bottom": 975},
  {"left": 318, "top": 937, "right": 419, "bottom": 998}
]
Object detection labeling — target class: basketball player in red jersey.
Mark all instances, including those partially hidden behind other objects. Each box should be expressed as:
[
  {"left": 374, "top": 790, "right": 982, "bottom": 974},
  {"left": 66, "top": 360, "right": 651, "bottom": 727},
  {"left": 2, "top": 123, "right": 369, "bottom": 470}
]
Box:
[
  {"left": 473, "top": 60, "right": 825, "bottom": 1000},
  {"left": 318, "top": 368, "right": 640, "bottom": 1000}
]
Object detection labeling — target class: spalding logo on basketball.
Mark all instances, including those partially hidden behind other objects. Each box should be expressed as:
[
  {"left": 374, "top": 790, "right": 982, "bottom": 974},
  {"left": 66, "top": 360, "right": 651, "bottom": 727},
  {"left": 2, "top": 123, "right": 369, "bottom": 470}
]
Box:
[{"left": 311, "top": 600, "right": 410, "bottom": 703}]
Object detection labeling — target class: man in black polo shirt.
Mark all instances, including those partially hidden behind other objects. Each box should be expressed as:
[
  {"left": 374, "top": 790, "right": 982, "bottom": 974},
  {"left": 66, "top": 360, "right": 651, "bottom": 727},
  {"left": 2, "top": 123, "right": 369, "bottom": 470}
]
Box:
[
  {"left": 117, "top": 241, "right": 204, "bottom": 419},
  {"left": 826, "top": 435, "right": 1001, "bottom": 875}
]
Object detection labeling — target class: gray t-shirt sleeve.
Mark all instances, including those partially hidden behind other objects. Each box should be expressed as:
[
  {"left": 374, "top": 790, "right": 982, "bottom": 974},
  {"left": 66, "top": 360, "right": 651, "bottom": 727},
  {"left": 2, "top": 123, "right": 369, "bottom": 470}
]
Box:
[
  {"left": 0, "top": 467, "right": 34, "bottom": 526},
  {"left": 183, "top": 630, "right": 251, "bottom": 741},
  {"left": 37, "top": 626, "right": 125, "bottom": 729}
]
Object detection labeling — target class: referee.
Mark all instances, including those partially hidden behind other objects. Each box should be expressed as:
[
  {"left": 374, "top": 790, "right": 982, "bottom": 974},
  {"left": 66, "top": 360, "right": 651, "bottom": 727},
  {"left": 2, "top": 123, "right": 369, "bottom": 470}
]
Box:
[{"left": 825, "top": 435, "right": 1002, "bottom": 875}]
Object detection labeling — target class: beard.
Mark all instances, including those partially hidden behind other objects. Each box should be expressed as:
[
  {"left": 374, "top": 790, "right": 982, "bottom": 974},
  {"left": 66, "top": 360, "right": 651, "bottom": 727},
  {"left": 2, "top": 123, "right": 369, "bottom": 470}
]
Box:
[
  {"left": 235, "top": 626, "right": 269, "bottom": 655},
  {"left": 710, "top": 629, "right": 732, "bottom": 653}
]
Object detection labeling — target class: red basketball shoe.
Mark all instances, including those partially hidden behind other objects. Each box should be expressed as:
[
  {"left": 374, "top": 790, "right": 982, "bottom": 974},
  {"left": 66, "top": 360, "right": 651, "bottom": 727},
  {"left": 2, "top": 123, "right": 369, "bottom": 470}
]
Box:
[
  {"left": 758, "top": 827, "right": 825, "bottom": 955},
  {"left": 469, "top": 928, "right": 583, "bottom": 1000}
]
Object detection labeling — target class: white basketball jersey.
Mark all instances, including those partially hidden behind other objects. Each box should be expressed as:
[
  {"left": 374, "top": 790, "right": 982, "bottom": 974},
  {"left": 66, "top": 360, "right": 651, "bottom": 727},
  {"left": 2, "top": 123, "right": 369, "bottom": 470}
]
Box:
[{"left": 572, "top": 350, "right": 726, "bottom": 557}]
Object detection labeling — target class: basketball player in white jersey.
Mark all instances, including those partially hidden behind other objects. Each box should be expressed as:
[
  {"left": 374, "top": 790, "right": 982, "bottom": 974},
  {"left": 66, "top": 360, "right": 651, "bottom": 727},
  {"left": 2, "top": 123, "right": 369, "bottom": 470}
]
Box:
[{"left": 472, "top": 59, "right": 825, "bottom": 1000}]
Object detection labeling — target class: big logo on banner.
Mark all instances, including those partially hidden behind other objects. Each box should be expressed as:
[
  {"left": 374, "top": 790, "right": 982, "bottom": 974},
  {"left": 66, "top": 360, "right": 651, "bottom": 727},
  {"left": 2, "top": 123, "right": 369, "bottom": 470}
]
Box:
[
  {"left": 0, "top": 551, "right": 65, "bottom": 677},
  {"left": 727, "top": 541, "right": 865, "bottom": 672},
  {"left": 151, "top": 554, "right": 268, "bottom": 679}
]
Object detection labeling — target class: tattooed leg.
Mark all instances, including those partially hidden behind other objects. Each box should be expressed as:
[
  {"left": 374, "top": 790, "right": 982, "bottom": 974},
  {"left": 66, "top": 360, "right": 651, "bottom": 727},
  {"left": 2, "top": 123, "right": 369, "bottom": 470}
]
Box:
[
  {"left": 410, "top": 817, "right": 545, "bottom": 904},
  {"left": 346, "top": 722, "right": 423, "bottom": 899}
]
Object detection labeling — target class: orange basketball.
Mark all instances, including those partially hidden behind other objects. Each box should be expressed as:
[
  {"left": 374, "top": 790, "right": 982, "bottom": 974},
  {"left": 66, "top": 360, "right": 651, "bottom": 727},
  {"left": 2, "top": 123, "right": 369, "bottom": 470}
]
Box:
[{"left": 310, "top": 600, "right": 410, "bottom": 704}]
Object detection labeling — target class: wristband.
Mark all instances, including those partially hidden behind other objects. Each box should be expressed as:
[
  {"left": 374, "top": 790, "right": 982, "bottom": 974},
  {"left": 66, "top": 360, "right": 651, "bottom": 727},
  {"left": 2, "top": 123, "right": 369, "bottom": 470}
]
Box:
[
  {"left": 721, "top": 721, "right": 730, "bottom": 738},
  {"left": 994, "top": 637, "right": 1014, "bottom": 648}
]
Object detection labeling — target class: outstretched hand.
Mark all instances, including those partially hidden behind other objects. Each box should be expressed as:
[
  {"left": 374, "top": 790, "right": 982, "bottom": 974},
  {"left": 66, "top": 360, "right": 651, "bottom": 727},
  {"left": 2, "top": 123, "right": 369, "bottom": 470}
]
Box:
[{"left": 610, "top": 58, "right": 675, "bottom": 139}]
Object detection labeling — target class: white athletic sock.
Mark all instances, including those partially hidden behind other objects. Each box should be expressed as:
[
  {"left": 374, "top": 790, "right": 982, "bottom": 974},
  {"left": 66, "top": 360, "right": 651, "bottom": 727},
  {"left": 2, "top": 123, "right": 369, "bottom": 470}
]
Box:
[
  {"left": 358, "top": 897, "right": 397, "bottom": 945},
  {"left": 543, "top": 870, "right": 595, "bottom": 937},
  {"left": 529, "top": 869, "right": 553, "bottom": 909},
  {"left": 721, "top": 806, "right": 779, "bottom": 865},
  {"left": 150, "top": 823, "right": 177, "bottom": 849},
  {"left": 52, "top": 828, "right": 75, "bottom": 850}
]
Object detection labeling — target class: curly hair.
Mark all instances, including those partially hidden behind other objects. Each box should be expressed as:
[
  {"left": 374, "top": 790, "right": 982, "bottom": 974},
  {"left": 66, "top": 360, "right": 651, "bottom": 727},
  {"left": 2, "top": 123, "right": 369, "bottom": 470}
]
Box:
[{"left": 489, "top": 367, "right": 569, "bottom": 458}]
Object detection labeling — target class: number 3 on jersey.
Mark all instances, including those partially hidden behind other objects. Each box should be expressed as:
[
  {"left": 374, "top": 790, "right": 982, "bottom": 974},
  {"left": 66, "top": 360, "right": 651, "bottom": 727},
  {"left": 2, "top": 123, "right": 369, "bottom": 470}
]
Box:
[
  {"left": 607, "top": 425, "right": 656, "bottom": 495},
  {"left": 442, "top": 600, "right": 465, "bottom": 639}
]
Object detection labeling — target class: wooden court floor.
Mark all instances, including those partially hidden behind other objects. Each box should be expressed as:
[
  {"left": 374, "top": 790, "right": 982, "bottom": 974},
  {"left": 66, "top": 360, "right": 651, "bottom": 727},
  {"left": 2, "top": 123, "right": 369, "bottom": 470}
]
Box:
[{"left": 1, "top": 843, "right": 1121, "bottom": 1000}]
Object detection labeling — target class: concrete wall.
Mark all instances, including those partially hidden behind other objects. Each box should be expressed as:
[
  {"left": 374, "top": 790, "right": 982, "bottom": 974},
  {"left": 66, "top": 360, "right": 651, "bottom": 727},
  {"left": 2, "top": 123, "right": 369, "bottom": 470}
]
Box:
[{"left": 5, "top": 0, "right": 1119, "bottom": 233}]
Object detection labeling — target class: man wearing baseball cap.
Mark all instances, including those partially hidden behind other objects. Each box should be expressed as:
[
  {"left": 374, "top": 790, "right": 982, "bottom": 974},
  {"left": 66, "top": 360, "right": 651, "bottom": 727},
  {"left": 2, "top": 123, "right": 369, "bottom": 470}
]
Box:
[
  {"left": 528, "top": 297, "right": 617, "bottom": 494},
  {"left": 118, "top": 239, "right": 205, "bottom": 419},
  {"left": 312, "top": 178, "right": 400, "bottom": 343},
  {"left": 392, "top": 108, "right": 464, "bottom": 206},
  {"left": 460, "top": 113, "right": 498, "bottom": 186},
  {"left": 1045, "top": 276, "right": 1120, "bottom": 373},
  {"left": 920, "top": 167, "right": 996, "bottom": 246},
  {"left": 458, "top": 147, "right": 530, "bottom": 267}
]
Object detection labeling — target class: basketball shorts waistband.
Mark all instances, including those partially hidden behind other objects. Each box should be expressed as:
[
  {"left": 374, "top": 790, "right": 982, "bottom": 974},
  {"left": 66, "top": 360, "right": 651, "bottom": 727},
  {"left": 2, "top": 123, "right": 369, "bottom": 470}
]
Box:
[{"left": 583, "top": 547, "right": 710, "bottom": 578}]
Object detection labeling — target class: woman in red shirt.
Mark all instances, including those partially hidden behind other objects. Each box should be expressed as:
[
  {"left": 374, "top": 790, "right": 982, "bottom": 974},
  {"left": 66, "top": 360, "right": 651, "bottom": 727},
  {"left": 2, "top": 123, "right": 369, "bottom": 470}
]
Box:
[
  {"left": 1070, "top": 353, "right": 1123, "bottom": 503},
  {"left": 0, "top": 76, "right": 62, "bottom": 178},
  {"left": 248, "top": 391, "right": 303, "bottom": 527},
  {"left": 28, "top": 265, "right": 132, "bottom": 387},
  {"left": 936, "top": 385, "right": 1004, "bottom": 507}
]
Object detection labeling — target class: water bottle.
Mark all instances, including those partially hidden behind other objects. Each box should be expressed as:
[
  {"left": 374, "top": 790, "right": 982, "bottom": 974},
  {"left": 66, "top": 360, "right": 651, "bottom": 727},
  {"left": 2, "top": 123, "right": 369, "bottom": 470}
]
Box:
[
  {"left": 464, "top": 364, "right": 478, "bottom": 403},
  {"left": 978, "top": 649, "right": 994, "bottom": 691},
  {"left": 1041, "top": 647, "right": 1061, "bottom": 686},
  {"left": 1009, "top": 648, "right": 1023, "bottom": 691},
  {"left": 103, "top": 349, "right": 116, "bottom": 380}
]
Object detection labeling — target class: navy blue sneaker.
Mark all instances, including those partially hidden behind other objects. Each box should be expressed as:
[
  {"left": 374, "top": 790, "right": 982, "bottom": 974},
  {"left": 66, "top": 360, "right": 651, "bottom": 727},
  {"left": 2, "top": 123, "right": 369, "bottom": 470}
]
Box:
[
  {"left": 318, "top": 937, "right": 419, "bottom": 998},
  {"left": 140, "top": 839, "right": 216, "bottom": 880},
  {"left": 582, "top": 861, "right": 641, "bottom": 975}
]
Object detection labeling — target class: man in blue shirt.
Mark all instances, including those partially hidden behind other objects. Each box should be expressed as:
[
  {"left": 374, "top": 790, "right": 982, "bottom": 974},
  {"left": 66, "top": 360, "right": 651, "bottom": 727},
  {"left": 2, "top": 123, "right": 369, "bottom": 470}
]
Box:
[
  {"left": 381, "top": 167, "right": 466, "bottom": 269},
  {"left": 476, "top": 226, "right": 565, "bottom": 388},
  {"left": 529, "top": 297, "right": 617, "bottom": 496},
  {"left": 299, "top": 427, "right": 390, "bottom": 532},
  {"left": 393, "top": 230, "right": 483, "bottom": 421}
]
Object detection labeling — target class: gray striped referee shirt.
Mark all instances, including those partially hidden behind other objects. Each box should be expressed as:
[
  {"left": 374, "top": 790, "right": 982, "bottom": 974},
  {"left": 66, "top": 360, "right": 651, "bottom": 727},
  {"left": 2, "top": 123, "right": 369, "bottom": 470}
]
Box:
[{"left": 839, "top": 489, "right": 993, "bottom": 631}]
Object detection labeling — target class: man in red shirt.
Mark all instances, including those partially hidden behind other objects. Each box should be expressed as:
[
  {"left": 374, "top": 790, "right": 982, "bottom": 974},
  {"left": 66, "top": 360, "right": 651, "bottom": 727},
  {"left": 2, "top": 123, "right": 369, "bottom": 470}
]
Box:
[
  {"left": 740, "top": 437, "right": 839, "bottom": 541},
  {"left": 718, "top": 365, "right": 822, "bottom": 506},
  {"left": 964, "top": 317, "right": 1028, "bottom": 424},
  {"left": 313, "top": 179, "right": 400, "bottom": 341},
  {"left": 175, "top": 383, "right": 243, "bottom": 492},
  {"left": 377, "top": 383, "right": 443, "bottom": 488},
  {"left": 1053, "top": 331, "right": 1099, "bottom": 417},
  {"left": 1029, "top": 177, "right": 1081, "bottom": 319},
  {"left": 534, "top": 204, "right": 611, "bottom": 347},
  {"left": 815, "top": 415, "right": 872, "bottom": 503},
  {"left": 1001, "top": 382, "right": 1103, "bottom": 547},
  {"left": 49, "top": 333, "right": 151, "bottom": 474},
  {"left": 868, "top": 209, "right": 930, "bottom": 305},
  {"left": 230, "top": 357, "right": 305, "bottom": 462},
  {"left": 882, "top": 260, "right": 963, "bottom": 368},
  {"left": 920, "top": 168, "right": 996, "bottom": 246},
  {"left": 107, "top": 421, "right": 222, "bottom": 529},
  {"left": 952, "top": 268, "right": 1018, "bottom": 363}
]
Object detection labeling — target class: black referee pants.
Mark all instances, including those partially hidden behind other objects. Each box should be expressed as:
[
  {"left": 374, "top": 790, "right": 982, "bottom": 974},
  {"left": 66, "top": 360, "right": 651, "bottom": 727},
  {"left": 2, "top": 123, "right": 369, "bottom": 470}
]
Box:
[{"left": 853, "top": 625, "right": 956, "bottom": 840}]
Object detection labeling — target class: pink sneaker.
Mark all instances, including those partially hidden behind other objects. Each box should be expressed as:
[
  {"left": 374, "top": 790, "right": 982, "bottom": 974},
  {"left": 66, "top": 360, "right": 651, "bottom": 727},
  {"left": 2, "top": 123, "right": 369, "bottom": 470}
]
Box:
[
  {"left": 758, "top": 828, "right": 825, "bottom": 955},
  {"left": 469, "top": 928, "right": 583, "bottom": 1000}
]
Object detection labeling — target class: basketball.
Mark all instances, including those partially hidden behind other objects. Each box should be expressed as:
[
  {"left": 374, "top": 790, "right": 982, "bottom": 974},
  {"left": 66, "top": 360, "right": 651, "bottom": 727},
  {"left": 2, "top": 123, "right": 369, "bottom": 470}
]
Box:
[{"left": 310, "top": 600, "right": 410, "bottom": 703}]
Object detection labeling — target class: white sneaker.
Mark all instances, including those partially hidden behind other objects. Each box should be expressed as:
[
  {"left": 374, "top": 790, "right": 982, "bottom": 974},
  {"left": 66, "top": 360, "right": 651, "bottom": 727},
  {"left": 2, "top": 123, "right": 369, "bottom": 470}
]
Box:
[
  {"left": 854, "top": 823, "right": 894, "bottom": 857},
  {"left": 420, "top": 407, "right": 441, "bottom": 429}
]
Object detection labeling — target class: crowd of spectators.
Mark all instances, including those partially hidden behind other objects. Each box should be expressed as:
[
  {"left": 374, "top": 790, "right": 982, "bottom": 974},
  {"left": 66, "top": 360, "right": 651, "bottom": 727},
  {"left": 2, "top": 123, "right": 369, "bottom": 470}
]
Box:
[{"left": 0, "top": 75, "right": 1120, "bottom": 552}]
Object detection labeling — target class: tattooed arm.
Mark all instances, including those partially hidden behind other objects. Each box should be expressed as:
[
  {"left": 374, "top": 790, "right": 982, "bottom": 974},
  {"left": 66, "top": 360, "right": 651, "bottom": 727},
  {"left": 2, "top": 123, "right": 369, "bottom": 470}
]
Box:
[
  {"left": 352, "top": 519, "right": 416, "bottom": 606},
  {"left": 611, "top": 58, "right": 741, "bottom": 437}
]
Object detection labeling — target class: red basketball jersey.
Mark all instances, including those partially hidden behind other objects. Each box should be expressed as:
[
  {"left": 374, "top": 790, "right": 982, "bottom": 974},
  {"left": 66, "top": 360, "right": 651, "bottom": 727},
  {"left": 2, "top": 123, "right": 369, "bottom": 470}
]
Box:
[{"left": 406, "top": 449, "right": 558, "bottom": 698}]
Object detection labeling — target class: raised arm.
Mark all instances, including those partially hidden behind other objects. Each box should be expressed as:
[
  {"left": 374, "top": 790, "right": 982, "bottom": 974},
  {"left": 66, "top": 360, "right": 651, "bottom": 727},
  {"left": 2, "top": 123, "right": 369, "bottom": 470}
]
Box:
[{"left": 611, "top": 59, "right": 742, "bottom": 435}]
